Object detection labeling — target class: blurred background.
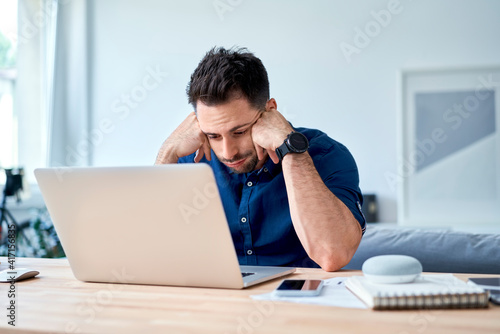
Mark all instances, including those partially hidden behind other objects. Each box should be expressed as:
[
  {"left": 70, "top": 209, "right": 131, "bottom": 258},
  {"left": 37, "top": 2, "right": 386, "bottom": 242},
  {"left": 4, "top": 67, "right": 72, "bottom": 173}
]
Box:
[{"left": 1, "top": 0, "right": 499, "bottom": 247}]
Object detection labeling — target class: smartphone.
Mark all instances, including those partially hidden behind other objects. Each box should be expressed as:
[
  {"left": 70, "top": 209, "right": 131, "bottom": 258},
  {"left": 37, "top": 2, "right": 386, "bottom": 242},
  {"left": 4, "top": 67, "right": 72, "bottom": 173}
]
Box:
[
  {"left": 273, "top": 279, "right": 324, "bottom": 297},
  {"left": 468, "top": 277, "right": 500, "bottom": 305}
]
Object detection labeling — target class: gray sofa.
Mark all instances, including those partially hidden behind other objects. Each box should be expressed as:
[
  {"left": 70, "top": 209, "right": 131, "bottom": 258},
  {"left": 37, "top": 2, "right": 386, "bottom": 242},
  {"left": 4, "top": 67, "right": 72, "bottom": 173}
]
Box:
[{"left": 343, "top": 225, "right": 500, "bottom": 274}]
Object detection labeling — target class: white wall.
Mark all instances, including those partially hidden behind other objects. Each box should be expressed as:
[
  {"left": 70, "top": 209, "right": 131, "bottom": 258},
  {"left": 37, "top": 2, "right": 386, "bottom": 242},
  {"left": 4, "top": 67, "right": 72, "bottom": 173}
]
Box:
[{"left": 79, "top": 0, "right": 500, "bottom": 223}]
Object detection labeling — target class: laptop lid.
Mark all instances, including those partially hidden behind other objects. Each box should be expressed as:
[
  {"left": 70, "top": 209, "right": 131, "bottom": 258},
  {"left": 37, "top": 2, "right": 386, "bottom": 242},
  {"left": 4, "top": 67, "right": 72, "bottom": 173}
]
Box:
[{"left": 35, "top": 164, "right": 270, "bottom": 289}]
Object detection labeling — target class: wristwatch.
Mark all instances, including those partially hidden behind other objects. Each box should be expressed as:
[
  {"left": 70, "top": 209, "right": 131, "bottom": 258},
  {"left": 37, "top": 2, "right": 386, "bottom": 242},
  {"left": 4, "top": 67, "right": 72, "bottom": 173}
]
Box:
[{"left": 275, "top": 131, "right": 309, "bottom": 161}]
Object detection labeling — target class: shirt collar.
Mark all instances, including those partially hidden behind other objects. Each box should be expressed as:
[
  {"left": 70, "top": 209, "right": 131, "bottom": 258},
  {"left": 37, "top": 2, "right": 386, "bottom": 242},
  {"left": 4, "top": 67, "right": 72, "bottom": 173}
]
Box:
[{"left": 257, "top": 156, "right": 282, "bottom": 177}]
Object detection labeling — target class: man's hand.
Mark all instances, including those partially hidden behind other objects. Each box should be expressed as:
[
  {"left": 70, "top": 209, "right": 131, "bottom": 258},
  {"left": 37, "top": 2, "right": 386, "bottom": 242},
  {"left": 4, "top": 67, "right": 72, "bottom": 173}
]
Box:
[
  {"left": 155, "top": 112, "right": 211, "bottom": 164},
  {"left": 251, "top": 107, "right": 293, "bottom": 164}
]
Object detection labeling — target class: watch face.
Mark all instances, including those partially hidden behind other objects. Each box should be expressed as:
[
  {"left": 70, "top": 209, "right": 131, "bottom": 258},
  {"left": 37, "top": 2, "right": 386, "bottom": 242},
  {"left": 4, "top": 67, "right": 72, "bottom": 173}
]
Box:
[{"left": 289, "top": 132, "right": 309, "bottom": 152}]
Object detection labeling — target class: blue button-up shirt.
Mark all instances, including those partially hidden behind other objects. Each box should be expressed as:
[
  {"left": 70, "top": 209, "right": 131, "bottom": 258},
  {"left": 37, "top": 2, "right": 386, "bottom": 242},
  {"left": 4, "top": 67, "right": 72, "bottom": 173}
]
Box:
[{"left": 178, "top": 127, "right": 366, "bottom": 268}]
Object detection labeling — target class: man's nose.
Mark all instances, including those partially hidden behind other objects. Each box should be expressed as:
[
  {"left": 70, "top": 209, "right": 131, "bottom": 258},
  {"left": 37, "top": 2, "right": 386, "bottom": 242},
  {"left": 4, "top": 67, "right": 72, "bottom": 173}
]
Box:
[{"left": 222, "top": 138, "right": 238, "bottom": 160}]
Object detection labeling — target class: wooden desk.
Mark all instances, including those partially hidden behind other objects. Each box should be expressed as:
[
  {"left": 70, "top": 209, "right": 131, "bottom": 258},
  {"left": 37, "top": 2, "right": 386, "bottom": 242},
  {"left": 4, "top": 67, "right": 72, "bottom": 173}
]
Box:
[{"left": 1, "top": 257, "right": 499, "bottom": 334}]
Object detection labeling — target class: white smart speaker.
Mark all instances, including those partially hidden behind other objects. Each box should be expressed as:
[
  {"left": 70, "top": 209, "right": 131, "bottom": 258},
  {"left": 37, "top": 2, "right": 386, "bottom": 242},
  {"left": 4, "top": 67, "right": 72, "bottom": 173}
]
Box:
[{"left": 362, "top": 255, "right": 423, "bottom": 284}]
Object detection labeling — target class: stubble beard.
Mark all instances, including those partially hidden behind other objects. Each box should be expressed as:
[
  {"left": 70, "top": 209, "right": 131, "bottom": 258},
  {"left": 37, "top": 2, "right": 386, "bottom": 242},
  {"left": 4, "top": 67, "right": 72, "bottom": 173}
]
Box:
[{"left": 219, "top": 151, "right": 259, "bottom": 174}]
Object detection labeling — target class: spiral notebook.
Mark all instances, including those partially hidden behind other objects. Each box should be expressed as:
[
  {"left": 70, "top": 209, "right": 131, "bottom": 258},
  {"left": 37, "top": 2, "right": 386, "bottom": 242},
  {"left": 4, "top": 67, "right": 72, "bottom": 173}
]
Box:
[{"left": 345, "top": 274, "right": 489, "bottom": 310}]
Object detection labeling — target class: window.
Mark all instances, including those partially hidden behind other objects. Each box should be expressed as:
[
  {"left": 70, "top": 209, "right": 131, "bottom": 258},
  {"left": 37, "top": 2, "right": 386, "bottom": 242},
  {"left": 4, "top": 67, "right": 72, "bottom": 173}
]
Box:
[
  {"left": 0, "top": 0, "right": 57, "bottom": 184},
  {"left": 0, "top": 0, "right": 18, "bottom": 174}
]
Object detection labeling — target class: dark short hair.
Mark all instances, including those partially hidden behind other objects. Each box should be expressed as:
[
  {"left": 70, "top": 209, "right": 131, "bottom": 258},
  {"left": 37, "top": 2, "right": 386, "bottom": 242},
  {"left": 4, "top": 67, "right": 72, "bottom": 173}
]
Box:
[{"left": 186, "top": 46, "right": 270, "bottom": 111}]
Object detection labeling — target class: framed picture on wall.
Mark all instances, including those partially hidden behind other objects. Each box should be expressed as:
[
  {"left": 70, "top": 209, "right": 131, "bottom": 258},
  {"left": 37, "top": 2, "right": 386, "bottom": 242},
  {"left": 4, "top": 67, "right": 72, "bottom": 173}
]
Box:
[{"left": 398, "top": 66, "right": 500, "bottom": 227}]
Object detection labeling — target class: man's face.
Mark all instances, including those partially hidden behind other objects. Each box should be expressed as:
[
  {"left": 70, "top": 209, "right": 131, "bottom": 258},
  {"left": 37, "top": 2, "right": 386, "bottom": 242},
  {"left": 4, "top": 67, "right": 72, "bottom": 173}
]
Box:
[{"left": 196, "top": 97, "right": 266, "bottom": 173}]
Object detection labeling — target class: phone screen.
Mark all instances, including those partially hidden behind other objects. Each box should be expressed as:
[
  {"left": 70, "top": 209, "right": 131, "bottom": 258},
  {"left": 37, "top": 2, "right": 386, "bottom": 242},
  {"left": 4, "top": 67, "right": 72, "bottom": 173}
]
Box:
[
  {"left": 469, "top": 277, "right": 500, "bottom": 305},
  {"left": 277, "top": 279, "right": 322, "bottom": 291},
  {"left": 469, "top": 278, "right": 500, "bottom": 289}
]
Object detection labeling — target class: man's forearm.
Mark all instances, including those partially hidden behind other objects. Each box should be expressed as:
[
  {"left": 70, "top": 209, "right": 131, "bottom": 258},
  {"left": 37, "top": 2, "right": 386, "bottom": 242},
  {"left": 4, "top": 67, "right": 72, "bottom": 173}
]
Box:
[
  {"left": 281, "top": 152, "right": 362, "bottom": 271},
  {"left": 155, "top": 143, "right": 179, "bottom": 165}
]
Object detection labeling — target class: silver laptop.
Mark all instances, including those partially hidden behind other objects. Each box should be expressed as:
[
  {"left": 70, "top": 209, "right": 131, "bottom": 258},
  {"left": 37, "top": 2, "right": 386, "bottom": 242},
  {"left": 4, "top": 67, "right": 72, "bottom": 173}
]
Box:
[{"left": 34, "top": 164, "right": 295, "bottom": 289}]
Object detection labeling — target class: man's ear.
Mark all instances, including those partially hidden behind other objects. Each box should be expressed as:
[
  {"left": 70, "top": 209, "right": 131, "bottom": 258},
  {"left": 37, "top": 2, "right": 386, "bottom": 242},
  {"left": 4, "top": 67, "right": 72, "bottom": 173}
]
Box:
[{"left": 265, "top": 98, "right": 277, "bottom": 111}]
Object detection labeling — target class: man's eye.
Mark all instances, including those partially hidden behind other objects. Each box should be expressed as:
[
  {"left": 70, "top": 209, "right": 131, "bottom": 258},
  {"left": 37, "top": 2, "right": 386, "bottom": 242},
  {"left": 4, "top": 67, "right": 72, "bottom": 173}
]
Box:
[
  {"left": 234, "top": 129, "right": 248, "bottom": 136},
  {"left": 207, "top": 135, "right": 220, "bottom": 140}
]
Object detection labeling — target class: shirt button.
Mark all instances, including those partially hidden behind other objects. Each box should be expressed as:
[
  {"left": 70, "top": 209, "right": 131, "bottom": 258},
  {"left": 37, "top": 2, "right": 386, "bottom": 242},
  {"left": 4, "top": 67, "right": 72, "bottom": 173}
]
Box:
[
  {"left": 247, "top": 181, "right": 253, "bottom": 187},
  {"left": 241, "top": 217, "right": 247, "bottom": 223},
  {"left": 263, "top": 167, "right": 268, "bottom": 173},
  {"left": 247, "top": 250, "right": 253, "bottom": 255}
]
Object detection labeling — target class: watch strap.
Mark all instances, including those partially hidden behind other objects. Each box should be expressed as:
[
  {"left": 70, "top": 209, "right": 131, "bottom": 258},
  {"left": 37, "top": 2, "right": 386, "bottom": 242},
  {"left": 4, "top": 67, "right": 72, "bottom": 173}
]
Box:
[{"left": 276, "top": 140, "right": 292, "bottom": 161}]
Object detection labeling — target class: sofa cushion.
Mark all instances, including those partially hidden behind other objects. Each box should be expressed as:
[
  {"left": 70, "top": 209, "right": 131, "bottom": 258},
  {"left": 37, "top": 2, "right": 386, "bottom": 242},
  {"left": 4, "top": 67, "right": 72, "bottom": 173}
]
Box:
[{"left": 343, "top": 226, "right": 500, "bottom": 274}]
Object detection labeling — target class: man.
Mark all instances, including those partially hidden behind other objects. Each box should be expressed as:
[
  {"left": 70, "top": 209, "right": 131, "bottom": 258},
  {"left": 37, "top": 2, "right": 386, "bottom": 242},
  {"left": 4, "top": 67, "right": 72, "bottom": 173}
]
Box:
[{"left": 155, "top": 47, "right": 365, "bottom": 271}]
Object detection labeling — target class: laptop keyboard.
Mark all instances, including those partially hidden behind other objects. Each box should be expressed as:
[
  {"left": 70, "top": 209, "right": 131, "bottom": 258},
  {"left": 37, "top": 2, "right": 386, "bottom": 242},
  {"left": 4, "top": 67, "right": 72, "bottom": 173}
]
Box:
[{"left": 241, "top": 272, "right": 255, "bottom": 278}]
